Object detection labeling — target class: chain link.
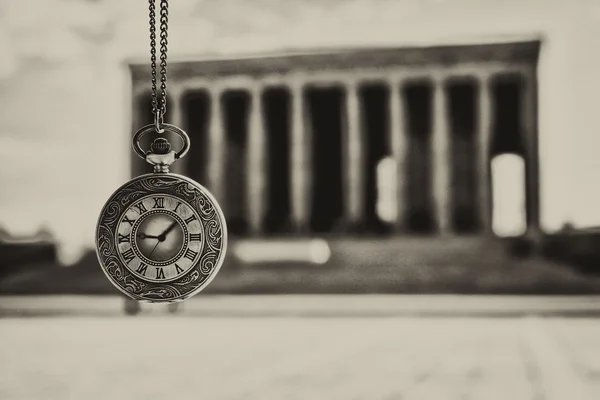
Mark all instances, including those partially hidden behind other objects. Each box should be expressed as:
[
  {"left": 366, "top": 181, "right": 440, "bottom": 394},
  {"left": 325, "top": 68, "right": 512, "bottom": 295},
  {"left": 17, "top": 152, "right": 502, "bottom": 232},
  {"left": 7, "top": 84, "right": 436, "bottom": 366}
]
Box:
[{"left": 149, "top": 0, "right": 169, "bottom": 130}]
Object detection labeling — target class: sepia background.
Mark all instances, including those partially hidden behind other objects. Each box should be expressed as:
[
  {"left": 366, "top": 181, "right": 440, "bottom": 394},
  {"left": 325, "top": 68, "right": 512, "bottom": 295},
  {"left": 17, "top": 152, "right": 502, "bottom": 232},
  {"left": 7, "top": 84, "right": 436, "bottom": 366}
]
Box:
[{"left": 2, "top": 0, "right": 600, "bottom": 398}]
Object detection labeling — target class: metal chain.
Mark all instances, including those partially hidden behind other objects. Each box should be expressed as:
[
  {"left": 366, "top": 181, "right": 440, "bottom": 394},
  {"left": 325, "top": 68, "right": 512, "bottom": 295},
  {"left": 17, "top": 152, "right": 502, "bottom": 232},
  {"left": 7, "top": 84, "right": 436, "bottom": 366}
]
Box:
[{"left": 149, "top": 0, "right": 169, "bottom": 131}]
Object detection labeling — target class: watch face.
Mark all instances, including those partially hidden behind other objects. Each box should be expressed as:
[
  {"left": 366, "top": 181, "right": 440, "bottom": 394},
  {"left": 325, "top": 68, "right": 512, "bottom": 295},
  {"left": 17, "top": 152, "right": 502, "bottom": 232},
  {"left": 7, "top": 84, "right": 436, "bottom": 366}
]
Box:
[
  {"left": 116, "top": 194, "right": 203, "bottom": 283},
  {"left": 95, "top": 174, "right": 227, "bottom": 303}
]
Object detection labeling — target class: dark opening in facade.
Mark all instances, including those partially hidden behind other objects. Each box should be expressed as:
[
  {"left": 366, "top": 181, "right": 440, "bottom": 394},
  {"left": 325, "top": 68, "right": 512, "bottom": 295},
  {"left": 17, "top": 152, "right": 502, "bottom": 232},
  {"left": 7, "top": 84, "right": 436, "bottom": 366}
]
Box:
[
  {"left": 404, "top": 81, "right": 435, "bottom": 234},
  {"left": 360, "top": 82, "right": 391, "bottom": 234},
  {"left": 222, "top": 89, "right": 250, "bottom": 236},
  {"left": 263, "top": 86, "right": 291, "bottom": 235},
  {"left": 182, "top": 90, "right": 210, "bottom": 186},
  {"left": 307, "top": 86, "right": 344, "bottom": 233},
  {"left": 448, "top": 79, "right": 478, "bottom": 233}
]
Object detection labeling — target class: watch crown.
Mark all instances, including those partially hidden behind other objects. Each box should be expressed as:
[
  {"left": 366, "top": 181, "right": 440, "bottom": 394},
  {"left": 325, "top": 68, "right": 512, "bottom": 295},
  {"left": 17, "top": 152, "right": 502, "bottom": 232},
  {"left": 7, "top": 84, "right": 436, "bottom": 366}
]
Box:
[{"left": 150, "top": 137, "right": 172, "bottom": 155}]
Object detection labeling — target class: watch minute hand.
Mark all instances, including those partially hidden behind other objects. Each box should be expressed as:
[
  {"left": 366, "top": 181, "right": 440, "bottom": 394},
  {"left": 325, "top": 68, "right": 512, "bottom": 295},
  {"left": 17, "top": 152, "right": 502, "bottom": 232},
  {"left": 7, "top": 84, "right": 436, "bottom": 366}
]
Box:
[
  {"left": 158, "top": 221, "right": 179, "bottom": 239},
  {"left": 149, "top": 240, "right": 161, "bottom": 257}
]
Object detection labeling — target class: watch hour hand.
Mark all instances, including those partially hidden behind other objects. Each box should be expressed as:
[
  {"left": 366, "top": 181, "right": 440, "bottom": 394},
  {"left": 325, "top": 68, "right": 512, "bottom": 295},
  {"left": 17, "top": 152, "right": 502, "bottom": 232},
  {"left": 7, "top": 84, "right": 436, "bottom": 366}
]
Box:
[{"left": 138, "top": 233, "right": 160, "bottom": 240}]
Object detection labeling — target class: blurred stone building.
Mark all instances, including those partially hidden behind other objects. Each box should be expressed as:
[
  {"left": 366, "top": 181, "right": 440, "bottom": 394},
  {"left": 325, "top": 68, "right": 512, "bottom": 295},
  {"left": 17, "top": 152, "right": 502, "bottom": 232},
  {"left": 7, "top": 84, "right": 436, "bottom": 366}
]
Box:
[
  {"left": 131, "top": 41, "right": 538, "bottom": 241},
  {"left": 0, "top": 0, "right": 599, "bottom": 263}
]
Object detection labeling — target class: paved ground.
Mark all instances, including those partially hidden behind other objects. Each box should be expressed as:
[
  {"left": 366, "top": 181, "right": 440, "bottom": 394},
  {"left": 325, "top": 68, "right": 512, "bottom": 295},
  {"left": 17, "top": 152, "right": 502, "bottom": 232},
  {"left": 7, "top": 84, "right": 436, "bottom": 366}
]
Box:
[
  {"left": 4, "top": 294, "right": 600, "bottom": 317},
  {"left": 2, "top": 296, "right": 600, "bottom": 399}
]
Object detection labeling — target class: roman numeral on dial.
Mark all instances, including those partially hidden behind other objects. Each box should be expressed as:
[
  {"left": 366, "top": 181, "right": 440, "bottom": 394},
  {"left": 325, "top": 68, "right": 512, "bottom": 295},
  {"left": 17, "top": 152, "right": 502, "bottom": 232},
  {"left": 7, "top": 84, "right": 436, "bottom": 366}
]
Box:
[
  {"left": 118, "top": 233, "right": 130, "bottom": 243},
  {"left": 184, "top": 215, "right": 197, "bottom": 224},
  {"left": 156, "top": 268, "right": 165, "bottom": 279},
  {"left": 134, "top": 202, "right": 148, "bottom": 214},
  {"left": 184, "top": 248, "right": 198, "bottom": 261},
  {"left": 123, "top": 216, "right": 136, "bottom": 226},
  {"left": 190, "top": 233, "right": 201, "bottom": 241},
  {"left": 136, "top": 263, "right": 148, "bottom": 275},
  {"left": 122, "top": 248, "right": 135, "bottom": 264},
  {"left": 153, "top": 197, "right": 165, "bottom": 209},
  {"left": 175, "top": 263, "right": 184, "bottom": 274},
  {"left": 173, "top": 202, "right": 182, "bottom": 213}
]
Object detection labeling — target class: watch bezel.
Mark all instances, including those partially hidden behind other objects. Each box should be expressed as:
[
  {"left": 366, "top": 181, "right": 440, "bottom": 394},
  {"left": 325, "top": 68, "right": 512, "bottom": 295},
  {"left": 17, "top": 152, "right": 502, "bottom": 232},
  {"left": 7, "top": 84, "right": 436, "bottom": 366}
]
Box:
[{"left": 95, "top": 173, "right": 227, "bottom": 303}]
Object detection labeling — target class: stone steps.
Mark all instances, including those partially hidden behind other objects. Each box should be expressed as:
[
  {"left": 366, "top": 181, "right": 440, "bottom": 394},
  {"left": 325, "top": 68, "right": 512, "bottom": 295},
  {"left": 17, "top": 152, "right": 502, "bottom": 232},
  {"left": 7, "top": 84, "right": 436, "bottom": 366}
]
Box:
[
  {"left": 2, "top": 237, "right": 599, "bottom": 295},
  {"left": 328, "top": 236, "right": 509, "bottom": 267}
]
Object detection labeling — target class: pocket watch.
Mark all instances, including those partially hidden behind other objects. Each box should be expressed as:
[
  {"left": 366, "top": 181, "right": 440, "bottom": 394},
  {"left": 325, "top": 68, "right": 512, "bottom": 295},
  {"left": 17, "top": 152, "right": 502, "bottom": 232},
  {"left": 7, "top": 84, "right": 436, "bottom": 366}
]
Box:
[
  {"left": 95, "top": 0, "right": 227, "bottom": 303},
  {"left": 95, "top": 124, "right": 227, "bottom": 303}
]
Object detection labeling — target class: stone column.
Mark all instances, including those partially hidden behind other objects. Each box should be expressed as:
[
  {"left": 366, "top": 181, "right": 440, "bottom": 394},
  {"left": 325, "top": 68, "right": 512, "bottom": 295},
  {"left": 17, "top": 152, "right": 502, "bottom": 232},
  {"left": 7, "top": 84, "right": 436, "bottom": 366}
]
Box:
[
  {"left": 131, "top": 91, "right": 149, "bottom": 178},
  {"left": 247, "top": 85, "right": 267, "bottom": 236},
  {"left": 289, "top": 80, "right": 311, "bottom": 233},
  {"left": 343, "top": 81, "right": 366, "bottom": 229},
  {"left": 521, "top": 69, "right": 541, "bottom": 239},
  {"left": 432, "top": 77, "right": 451, "bottom": 234},
  {"left": 388, "top": 78, "right": 407, "bottom": 232},
  {"left": 167, "top": 89, "right": 186, "bottom": 175},
  {"left": 477, "top": 74, "right": 493, "bottom": 234},
  {"left": 207, "top": 87, "right": 226, "bottom": 213}
]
